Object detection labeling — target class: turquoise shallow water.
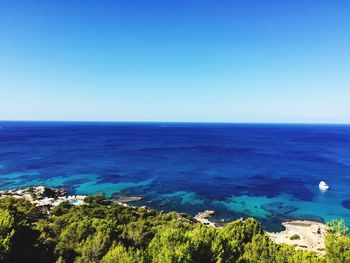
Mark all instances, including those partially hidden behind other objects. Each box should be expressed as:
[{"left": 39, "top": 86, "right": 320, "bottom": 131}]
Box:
[{"left": 0, "top": 122, "right": 350, "bottom": 231}]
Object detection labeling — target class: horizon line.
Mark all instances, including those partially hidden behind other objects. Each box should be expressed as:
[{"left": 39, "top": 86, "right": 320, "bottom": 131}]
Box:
[{"left": 0, "top": 119, "right": 349, "bottom": 126}]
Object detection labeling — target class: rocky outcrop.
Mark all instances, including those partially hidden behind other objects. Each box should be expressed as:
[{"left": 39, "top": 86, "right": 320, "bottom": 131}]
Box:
[
  {"left": 195, "top": 210, "right": 216, "bottom": 227},
  {"left": 111, "top": 195, "right": 144, "bottom": 203}
]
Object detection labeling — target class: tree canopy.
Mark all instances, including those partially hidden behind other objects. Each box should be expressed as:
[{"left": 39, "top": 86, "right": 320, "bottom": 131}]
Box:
[{"left": 0, "top": 197, "right": 349, "bottom": 262}]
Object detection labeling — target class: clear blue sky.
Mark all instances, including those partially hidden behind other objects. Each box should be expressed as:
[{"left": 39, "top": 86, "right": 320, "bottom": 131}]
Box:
[{"left": 1, "top": 0, "right": 350, "bottom": 123}]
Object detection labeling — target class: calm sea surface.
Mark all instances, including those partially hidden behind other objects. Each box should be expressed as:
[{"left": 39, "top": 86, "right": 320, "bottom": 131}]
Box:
[{"left": 1, "top": 122, "right": 350, "bottom": 231}]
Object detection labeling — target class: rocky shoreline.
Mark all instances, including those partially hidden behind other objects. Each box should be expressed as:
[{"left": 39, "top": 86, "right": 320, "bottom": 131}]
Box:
[
  {"left": 194, "top": 210, "right": 216, "bottom": 227},
  {"left": 0, "top": 185, "right": 326, "bottom": 254},
  {"left": 0, "top": 186, "right": 217, "bottom": 227}
]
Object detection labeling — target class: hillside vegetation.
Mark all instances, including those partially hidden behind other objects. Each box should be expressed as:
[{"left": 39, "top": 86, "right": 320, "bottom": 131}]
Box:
[{"left": 0, "top": 195, "right": 349, "bottom": 263}]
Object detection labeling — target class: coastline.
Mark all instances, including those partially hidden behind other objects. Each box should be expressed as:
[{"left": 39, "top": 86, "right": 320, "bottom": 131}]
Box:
[{"left": 0, "top": 185, "right": 327, "bottom": 254}]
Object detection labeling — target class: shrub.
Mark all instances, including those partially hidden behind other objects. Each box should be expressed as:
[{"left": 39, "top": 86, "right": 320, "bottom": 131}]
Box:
[{"left": 290, "top": 234, "right": 300, "bottom": 240}]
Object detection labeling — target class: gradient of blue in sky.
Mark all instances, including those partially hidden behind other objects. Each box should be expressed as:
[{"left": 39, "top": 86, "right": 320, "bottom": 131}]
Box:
[{"left": 1, "top": 0, "right": 350, "bottom": 123}]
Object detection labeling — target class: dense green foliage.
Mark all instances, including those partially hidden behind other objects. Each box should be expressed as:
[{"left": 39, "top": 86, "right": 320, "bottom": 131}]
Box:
[
  {"left": 0, "top": 209, "right": 14, "bottom": 262},
  {"left": 0, "top": 196, "right": 349, "bottom": 262},
  {"left": 325, "top": 219, "right": 350, "bottom": 263}
]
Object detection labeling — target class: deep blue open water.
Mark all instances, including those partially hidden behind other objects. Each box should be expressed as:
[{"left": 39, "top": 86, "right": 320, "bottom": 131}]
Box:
[{"left": 1, "top": 122, "right": 350, "bottom": 231}]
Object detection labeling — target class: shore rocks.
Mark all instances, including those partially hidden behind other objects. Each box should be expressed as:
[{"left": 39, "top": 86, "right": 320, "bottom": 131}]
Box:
[
  {"left": 111, "top": 195, "right": 144, "bottom": 203},
  {"left": 32, "top": 186, "right": 67, "bottom": 199},
  {"left": 199, "top": 210, "right": 215, "bottom": 218},
  {"left": 195, "top": 210, "right": 216, "bottom": 227}
]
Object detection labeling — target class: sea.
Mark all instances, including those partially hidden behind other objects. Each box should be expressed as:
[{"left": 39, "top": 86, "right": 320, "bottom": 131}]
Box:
[{"left": 1, "top": 121, "right": 350, "bottom": 231}]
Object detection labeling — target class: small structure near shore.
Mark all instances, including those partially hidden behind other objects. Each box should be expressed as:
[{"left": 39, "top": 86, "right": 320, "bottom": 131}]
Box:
[
  {"left": 52, "top": 195, "right": 86, "bottom": 206},
  {"left": 0, "top": 186, "right": 86, "bottom": 207}
]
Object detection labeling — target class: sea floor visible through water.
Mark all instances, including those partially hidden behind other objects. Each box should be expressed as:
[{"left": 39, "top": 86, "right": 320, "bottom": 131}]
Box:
[{"left": 1, "top": 122, "right": 350, "bottom": 231}]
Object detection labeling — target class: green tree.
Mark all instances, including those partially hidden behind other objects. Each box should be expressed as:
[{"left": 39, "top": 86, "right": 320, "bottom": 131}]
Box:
[
  {"left": 217, "top": 218, "right": 264, "bottom": 262},
  {"left": 84, "top": 193, "right": 105, "bottom": 205},
  {"left": 186, "top": 224, "right": 218, "bottom": 263},
  {"left": 77, "top": 231, "right": 111, "bottom": 263},
  {"left": 326, "top": 219, "right": 350, "bottom": 263},
  {"left": 241, "top": 234, "right": 279, "bottom": 262},
  {"left": 148, "top": 226, "right": 192, "bottom": 263},
  {"left": 0, "top": 209, "right": 15, "bottom": 262},
  {"left": 102, "top": 243, "right": 144, "bottom": 263}
]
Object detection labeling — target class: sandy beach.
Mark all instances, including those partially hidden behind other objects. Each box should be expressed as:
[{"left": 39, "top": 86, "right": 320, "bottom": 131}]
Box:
[{"left": 267, "top": 220, "right": 326, "bottom": 255}]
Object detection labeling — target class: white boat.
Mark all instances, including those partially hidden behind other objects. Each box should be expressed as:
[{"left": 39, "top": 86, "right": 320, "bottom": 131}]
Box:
[{"left": 319, "top": 181, "right": 329, "bottom": 191}]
